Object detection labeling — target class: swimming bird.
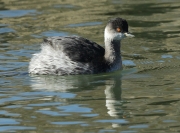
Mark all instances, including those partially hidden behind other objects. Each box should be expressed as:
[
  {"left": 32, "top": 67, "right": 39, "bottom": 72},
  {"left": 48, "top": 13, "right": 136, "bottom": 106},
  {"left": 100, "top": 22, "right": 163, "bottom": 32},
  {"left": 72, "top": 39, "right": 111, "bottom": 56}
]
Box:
[{"left": 29, "top": 17, "right": 134, "bottom": 75}]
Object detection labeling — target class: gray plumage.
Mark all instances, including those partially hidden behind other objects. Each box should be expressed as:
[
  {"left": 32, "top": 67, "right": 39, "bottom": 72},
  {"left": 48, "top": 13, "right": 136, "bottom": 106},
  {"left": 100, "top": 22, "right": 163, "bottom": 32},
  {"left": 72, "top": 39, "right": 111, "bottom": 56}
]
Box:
[
  {"left": 43, "top": 36, "right": 105, "bottom": 63},
  {"left": 29, "top": 17, "right": 134, "bottom": 75}
]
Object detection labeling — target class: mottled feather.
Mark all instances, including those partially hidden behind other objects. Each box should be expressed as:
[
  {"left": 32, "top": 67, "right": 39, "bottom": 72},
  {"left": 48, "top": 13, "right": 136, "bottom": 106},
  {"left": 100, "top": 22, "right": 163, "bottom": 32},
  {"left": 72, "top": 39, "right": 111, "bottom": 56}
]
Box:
[{"left": 43, "top": 36, "right": 105, "bottom": 63}]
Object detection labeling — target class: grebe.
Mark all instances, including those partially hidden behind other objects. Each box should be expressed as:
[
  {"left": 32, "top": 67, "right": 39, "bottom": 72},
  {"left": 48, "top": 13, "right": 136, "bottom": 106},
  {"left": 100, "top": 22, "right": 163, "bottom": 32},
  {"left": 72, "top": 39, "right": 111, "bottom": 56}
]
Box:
[{"left": 29, "top": 17, "right": 134, "bottom": 75}]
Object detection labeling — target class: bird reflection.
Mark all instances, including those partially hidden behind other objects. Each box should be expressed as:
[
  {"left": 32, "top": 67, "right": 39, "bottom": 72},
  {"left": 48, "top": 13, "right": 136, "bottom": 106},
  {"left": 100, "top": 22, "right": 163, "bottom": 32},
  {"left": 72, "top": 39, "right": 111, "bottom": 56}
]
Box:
[
  {"left": 105, "top": 77, "right": 123, "bottom": 118},
  {"left": 30, "top": 71, "right": 127, "bottom": 124}
]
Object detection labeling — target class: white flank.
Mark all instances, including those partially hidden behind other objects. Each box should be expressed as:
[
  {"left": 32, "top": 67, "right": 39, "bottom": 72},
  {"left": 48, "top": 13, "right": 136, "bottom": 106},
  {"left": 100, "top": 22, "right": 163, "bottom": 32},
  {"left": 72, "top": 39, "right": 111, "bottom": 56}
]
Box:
[{"left": 29, "top": 44, "right": 90, "bottom": 75}]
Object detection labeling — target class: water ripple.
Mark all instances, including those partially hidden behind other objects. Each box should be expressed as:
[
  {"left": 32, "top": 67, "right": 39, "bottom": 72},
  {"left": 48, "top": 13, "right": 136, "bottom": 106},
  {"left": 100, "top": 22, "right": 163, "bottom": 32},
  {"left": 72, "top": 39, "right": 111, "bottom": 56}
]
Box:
[{"left": 0, "top": 10, "right": 36, "bottom": 18}]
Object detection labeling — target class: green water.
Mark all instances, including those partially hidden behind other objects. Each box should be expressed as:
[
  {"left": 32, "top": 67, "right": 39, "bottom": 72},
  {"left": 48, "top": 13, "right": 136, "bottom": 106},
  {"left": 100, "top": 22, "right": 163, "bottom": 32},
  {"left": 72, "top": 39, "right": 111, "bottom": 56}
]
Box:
[{"left": 0, "top": 0, "right": 180, "bottom": 132}]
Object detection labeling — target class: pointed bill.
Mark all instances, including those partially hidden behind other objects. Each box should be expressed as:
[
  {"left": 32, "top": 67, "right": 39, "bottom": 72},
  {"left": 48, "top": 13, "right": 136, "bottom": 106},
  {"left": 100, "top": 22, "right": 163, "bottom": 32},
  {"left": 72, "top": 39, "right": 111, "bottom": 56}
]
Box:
[{"left": 124, "top": 32, "right": 135, "bottom": 37}]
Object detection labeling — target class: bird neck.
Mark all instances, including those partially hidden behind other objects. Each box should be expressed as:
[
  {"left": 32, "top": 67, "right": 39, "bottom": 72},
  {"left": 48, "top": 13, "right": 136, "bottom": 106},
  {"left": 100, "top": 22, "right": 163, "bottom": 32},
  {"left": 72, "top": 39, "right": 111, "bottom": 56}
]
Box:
[{"left": 104, "top": 39, "right": 121, "bottom": 65}]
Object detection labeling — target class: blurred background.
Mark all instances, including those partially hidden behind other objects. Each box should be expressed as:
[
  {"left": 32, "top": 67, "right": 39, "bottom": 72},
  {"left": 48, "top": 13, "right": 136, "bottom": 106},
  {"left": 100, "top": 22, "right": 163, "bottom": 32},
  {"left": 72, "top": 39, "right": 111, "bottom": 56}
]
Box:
[{"left": 0, "top": 0, "right": 180, "bottom": 132}]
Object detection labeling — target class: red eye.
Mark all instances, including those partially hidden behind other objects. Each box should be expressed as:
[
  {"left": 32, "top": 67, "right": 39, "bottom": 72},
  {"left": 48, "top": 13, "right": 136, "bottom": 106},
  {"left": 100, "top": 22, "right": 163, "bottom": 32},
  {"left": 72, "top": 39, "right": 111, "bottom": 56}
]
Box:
[{"left": 116, "top": 27, "right": 121, "bottom": 32}]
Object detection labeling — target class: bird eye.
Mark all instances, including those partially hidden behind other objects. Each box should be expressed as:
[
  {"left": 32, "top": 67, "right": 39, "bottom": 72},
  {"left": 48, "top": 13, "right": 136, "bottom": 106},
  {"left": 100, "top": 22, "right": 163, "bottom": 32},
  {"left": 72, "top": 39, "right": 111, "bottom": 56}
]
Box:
[{"left": 116, "top": 27, "right": 121, "bottom": 32}]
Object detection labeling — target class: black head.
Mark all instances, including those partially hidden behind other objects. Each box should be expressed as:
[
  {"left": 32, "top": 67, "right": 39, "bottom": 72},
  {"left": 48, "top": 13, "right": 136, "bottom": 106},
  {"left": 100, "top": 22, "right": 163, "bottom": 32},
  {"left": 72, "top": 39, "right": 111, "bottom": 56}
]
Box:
[
  {"left": 105, "top": 17, "right": 134, "bottom": 40},
  {"left": 108, "top": 17, "right": 129, "bottom": 33}
]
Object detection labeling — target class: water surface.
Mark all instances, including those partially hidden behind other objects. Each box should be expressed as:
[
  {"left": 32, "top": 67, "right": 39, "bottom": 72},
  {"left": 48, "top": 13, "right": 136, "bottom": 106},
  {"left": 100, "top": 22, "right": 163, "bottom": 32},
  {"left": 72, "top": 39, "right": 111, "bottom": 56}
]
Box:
[{"left": 0, "top": 0, "right": 180, "bottom": 132}]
